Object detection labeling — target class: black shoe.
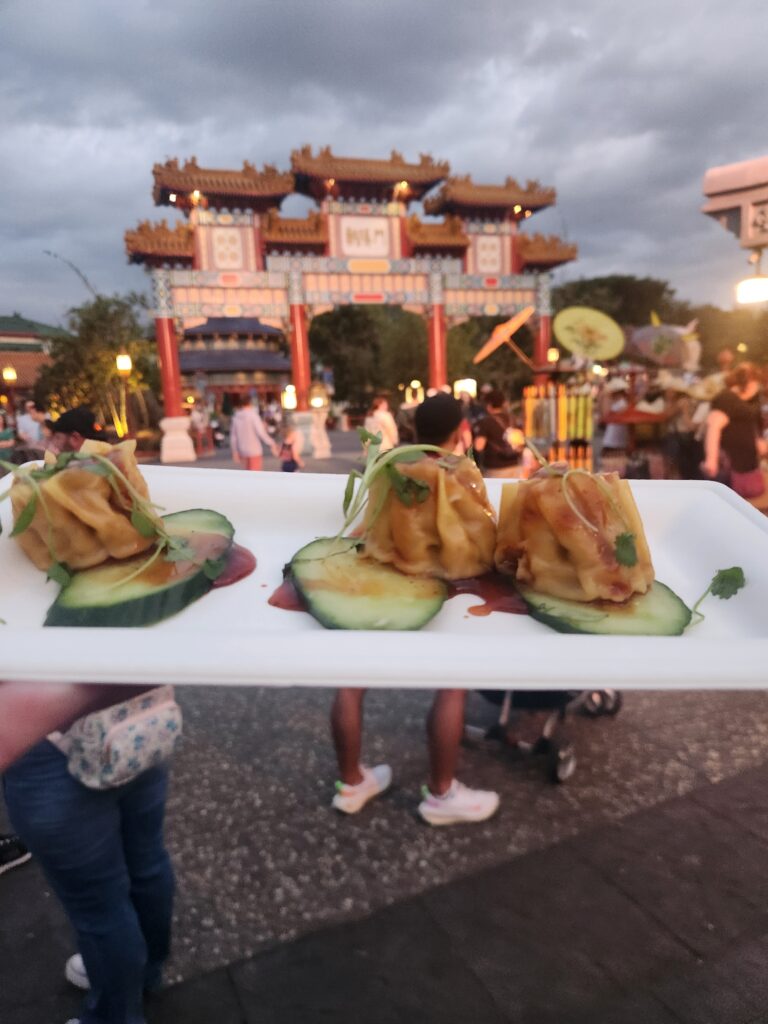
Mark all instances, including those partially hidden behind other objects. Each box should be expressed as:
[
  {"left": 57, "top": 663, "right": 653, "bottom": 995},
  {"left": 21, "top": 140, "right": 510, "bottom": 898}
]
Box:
[{"left": 0, "top": 833, "right": 32, "bottom": 875}]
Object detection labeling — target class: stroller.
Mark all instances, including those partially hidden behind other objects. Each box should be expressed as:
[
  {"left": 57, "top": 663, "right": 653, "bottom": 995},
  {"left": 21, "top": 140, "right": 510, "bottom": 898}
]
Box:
[{"left": 464, "top": 689, "right": 623, "bottom": 784}]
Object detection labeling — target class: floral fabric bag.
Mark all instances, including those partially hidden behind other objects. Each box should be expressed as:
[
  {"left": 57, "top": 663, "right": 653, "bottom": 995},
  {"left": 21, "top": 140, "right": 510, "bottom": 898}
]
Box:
[{"left": 49, "top": 686, "right": 182, "bottom": 790}]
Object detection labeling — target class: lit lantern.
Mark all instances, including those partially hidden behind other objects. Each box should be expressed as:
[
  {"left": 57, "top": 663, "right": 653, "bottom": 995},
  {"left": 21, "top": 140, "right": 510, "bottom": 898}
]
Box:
[
  {"left": 453, "top": 378, "right": 477, "bottom": 399},
  {"left": 282, "top": 385, "right": 298, "bottom": 411}
]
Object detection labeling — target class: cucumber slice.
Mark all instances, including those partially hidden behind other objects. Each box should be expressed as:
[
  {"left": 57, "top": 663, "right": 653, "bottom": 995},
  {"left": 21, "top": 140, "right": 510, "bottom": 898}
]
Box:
[
  {"left": 290, "top": 537, "right": 447, "bottom": 630},
  {"left": 45, "top": 508, "right": 234, "bottom": 628},
  {"left": 518, "top": 581, "right": 692, "bottom": 636}
]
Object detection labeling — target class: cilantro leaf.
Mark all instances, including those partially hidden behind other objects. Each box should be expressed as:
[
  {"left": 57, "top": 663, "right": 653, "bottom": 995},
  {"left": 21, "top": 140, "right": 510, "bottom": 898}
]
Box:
[
  {"left": 691, "top": 566, "right": 746, "bottom": 622},
  {"left": 614, "top": 532, "right": 638, "bottom": 567},
  {"left": 131, "top": 508, "right": 159, "bottom": 538},
  {"left": 47, "top": 561, "right": 72, "bottom": 588},
  {"left": 385, "top": 464, "right": 431, "bottom": 507},
  {"left": 710, "top": 566, "right": 746, "bottom": 600},
  {"left": 9, "top": 492, "right": 37, "bottom": 537},
  {"left": 202, "top": 556, "right": 227, "bottom": 580}
]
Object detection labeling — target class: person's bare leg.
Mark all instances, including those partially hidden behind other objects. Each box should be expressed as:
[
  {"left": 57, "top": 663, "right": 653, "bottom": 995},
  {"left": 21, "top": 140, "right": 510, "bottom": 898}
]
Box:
[
  {"left": 426, "top": 689, "right": 467, "bottom": 795},
  {"left": 330, "top": 688, "right": 367, "bottom": 784}
]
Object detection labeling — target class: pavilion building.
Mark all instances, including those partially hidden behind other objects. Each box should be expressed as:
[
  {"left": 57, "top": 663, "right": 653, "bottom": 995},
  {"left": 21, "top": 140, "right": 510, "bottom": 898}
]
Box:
[
  {"left": 0, "top": 314, "right": 73, "bottom": 408},
  {"left": 125, "top": 147, "right": 576, "bottom": 423}
]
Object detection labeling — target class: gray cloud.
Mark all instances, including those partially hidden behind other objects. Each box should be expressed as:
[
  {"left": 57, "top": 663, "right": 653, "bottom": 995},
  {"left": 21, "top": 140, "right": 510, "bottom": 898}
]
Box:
[{"left": 1, "top": 0, "right": 765, "bottom": 325}]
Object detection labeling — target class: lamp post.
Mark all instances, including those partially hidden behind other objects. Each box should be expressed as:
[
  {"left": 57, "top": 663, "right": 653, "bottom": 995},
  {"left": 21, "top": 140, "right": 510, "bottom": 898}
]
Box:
[
  {"left": 115, "top": 350, "right": 132, "bottom": 438},
  {"left": 736, "top": 248, "right": 768, "bottom": 305},
  {"left": 2, "top": 365, "right": 17, "bottom": 419}
]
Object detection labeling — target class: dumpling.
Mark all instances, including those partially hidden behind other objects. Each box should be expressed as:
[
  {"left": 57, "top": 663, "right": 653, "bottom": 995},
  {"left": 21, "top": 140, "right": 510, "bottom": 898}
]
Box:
[
  {"left": 10, "top": 439, "right": 160, "bottom": 572},
  {"left": 362, "top": 455, "right": 497, "bottom": 580},
  {"left": 495, "top": 470, "right": 654, "bottom": 602}
]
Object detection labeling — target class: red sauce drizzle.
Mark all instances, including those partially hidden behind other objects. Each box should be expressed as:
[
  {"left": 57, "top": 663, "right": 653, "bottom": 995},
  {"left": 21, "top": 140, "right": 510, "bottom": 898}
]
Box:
[
  {"left": 446, "top": 572, "right": 528, "bottom": 617},
  {"left": 212, "top": 543, "right": 257, "bottom": 589},
  {"left": 268, "top": 578, "right": 307, "bottom": 612}
]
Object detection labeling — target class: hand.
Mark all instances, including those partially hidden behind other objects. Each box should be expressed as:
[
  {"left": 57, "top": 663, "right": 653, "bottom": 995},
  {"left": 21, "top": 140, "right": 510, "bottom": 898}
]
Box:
[
  {"left": 700, "top": 460, "right": 718, "bottom": 478},
  {"left": 232, "top": 451, "right": 241, "bottom": 464},
  {"left": 271, "top": 444, "right": 280, "bottom": 458}
]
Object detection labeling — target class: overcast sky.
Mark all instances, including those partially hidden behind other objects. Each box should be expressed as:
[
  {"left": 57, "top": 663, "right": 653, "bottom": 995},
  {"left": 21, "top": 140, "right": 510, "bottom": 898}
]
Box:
[{"left": 1, "top": 0, "right": 765, "bottom": 328}]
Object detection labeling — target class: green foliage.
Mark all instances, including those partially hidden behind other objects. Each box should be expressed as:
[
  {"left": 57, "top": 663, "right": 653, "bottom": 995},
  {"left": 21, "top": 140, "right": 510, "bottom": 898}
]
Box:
[
  {"left": 35, "top": 292, "right": 157, "bottom": 425},
  {"left": 552, "top": 274, "right": 768, "bottom": 371},
  {"left": 552, "top": 275, "right": 692, "bottom": 326},
  {"left": 447, "top": 316, "right": 534, "bottom": 399}
]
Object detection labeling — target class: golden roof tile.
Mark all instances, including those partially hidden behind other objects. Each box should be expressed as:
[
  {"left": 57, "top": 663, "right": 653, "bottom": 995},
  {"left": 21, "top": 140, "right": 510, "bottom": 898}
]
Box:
[
  {"left": 424, "top": 176, "right": 556, "bottom": 215},
  {"left": 124, "top": 219, "right": 195, "bottom": 264},
  {"left": 515, "top": 232, "right": 578, "bottom": 268},
  {"left": 152, "top": 158, "right": 295, "bottom": 207},
  {"left": 261, "top": 210, "right": 328, "bottom": 246},
  {"left": 405, "top": 214, "right": 468, "bottom": 249}
]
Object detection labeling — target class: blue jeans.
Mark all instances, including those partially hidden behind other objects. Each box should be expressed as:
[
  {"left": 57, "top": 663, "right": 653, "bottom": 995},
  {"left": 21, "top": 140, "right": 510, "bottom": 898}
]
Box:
[{"left": 3, "top": 741, "right": 174, "bottom": 1024}]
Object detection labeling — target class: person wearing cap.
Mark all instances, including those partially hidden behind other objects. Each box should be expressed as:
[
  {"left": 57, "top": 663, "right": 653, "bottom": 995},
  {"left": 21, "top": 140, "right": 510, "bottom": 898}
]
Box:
[
  {"left": 329, "top": 393, "right": 500, "bottom": 826},
  {"left": 45, "top": 406, "right": 101, "bottom": 455},
  {"left": 473, "top": 389, "right": 524, "bottom": 478}
]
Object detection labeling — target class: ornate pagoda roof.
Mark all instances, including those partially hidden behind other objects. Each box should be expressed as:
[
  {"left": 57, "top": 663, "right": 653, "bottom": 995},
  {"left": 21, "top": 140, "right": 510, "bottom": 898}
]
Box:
[
  {"left": 261, "top": 209, "right": 328, "bottom": 250},
  {"left": 424, "top": 175, "right": 556, "bottom": 218},
  {"left": 290, "top": 145, "right": 449, "bottom": 203},
  {"left": 153, "top": 158, "right": 295, "bottom": 212},
  {"left": 405, "top": 214, "right": 468, "bottom": 252},
  {"left": 515, "top": 233, "right": 577, "bottom": 269},
  {"left": 125, "top": 219, "right": 195, "bottom": 266}
]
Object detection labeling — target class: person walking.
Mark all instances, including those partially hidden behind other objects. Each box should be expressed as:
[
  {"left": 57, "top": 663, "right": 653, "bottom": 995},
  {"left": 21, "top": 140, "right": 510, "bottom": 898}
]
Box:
[
  {"left": 363, "top": 397, "right": 399, "bottom": 452},
  {"left": 702, "top": 362, "right": 766, "bottom": 500},
  {"left": 473, "top": 389, "right": 524, "bottom": 478},
  {"left": 229, "top": 394, "right": 279, "bottom": 470},
  {"left": 330, "top": 393, "right": 499, "bottom": 826},
  {"left": 278, "top": 418, "right": 304, "bottom": 472}
]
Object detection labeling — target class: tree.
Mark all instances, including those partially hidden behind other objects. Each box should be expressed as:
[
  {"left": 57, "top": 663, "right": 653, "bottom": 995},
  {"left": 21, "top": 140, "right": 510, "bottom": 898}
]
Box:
[
  {"left": 552, "top": 275, "right": 692, "bottom": 327},
  {"left": 35, "top": 293, "right": 158, "bottom": 429},
  {"left": 447, "top": 316, "right": 535, "bottom": 399}
]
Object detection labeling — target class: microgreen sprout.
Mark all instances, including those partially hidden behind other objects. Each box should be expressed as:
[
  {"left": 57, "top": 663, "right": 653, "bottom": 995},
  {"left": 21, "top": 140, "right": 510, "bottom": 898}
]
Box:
[
  {"left": 690, "top": 567, "right": 746, "bottom": 623},
  {"left": 0, "top": 450, "right": 201, "bottom": 589}
]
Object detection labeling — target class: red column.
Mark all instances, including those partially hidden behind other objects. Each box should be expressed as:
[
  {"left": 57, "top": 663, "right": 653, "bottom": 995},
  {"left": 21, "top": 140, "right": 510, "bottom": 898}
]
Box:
[
  {"left": 289, "top": 303, "right": 311, "bottom": 412},
  {"left": 535, "top": 314, "right": 552, "bottom": 386},
  {"left": 427, "top": 305, "right": 448, "bottom": 391},
  {"left": 154, "top": 317, "right": 183, "bottom": 417}
]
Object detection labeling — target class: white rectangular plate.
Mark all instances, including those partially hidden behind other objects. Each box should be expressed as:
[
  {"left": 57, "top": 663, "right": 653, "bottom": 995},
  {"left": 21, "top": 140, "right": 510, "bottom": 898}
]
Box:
[{"left": 1, "top": 468, "right": 767, "bottom": 688}]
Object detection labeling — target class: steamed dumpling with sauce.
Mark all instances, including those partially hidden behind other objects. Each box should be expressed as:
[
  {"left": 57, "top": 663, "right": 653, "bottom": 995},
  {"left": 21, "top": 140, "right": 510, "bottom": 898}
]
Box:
[
  {"left": 9, "top": 439, "right": 161, "bottom": 572},
  {"left": 361, "top": 455, "right": 497, "bottom": 580},
  {"left": 495, "top": 470, "right": 654, "bottom": 603}
]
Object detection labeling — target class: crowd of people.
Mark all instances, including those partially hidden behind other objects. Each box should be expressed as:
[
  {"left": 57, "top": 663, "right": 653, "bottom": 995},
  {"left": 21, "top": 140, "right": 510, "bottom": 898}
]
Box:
[{"left": 2, "top": 353, "right": 768, "bottom": 1023}]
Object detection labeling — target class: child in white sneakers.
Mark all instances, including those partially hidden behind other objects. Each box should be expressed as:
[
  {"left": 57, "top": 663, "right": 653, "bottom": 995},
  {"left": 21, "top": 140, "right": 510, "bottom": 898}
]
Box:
[{"left": 330, "top": 394, "right": 499, "bottom": 826}]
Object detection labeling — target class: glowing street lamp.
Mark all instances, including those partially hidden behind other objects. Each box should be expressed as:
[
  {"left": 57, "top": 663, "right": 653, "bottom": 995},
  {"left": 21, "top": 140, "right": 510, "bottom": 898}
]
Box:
[
  {"left": 453, "top": 378, "right": 477, "bottom": 399},
  {"left": 736, "top": 248, "right": 768, "bottom": 304},
  {"left": 115, "top": 350, "right": 132, "bottom": 437},
  {"left": 546, "top": 346, "right": 560, "bottom": 364},
  {"left": 282, "top": 384, "right": 298, "bottom": 411},
  {"left": 2, "top": 365, "right": 18, "bottom": 413}
]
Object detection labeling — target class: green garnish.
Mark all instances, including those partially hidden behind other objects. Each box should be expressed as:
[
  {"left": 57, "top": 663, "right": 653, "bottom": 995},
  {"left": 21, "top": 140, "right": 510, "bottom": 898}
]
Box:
[
  {"left": 47, "top": 561, "right": 72, "bottom": 588},
  {"left": 338, "top": 429, "right": 460, "bottom": 539},
  {"left": 691, "top": 567, "right": 746, "bottom": 622},
  {"left": 0, "top": 449, "right": 209, "bottom": 587},
  {"left": 614, "top": 532, "right": 638, "bottom": 567}
]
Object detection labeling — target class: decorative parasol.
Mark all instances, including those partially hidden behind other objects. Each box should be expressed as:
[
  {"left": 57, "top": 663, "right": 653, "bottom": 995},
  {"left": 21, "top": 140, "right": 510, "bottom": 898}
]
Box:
[
  {"left": 627, "top": 325, "right": 688, "bottom": 367},
  {"left": 627, "top": 315, "right": 700, "bottom": 370},
  {"left": 552, "top": 307, "right": 625, "bottom": 361},
  {"left": 473, "top": 305, "right": 536, "bottom": 367}
]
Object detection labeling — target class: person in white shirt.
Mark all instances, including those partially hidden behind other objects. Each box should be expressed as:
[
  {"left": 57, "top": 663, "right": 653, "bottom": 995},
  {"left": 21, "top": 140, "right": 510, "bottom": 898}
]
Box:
[
  {"left": 364, "top": 397, "right": 399, "bottom": 452},
  {"left": 229, "top": 394, "right": 279, "bottom": 470},
  {"left": 15, "top": 401, "right": 45, "bottom": 449}
]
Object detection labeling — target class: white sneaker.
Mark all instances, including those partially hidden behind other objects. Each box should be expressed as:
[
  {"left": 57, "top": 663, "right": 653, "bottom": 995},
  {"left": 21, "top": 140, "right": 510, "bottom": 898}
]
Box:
[
  {"left": 331, "top": 764, "right": 392, "bottom": 814},
  {"left": 65, "top": 953, "right": 90, "bottom": 991},
  {"left": 418, "top": 779, "right": 500, "bottom": 826}
]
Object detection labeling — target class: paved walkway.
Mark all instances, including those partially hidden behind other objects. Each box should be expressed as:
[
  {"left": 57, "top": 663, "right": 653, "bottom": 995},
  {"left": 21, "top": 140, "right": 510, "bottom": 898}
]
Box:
[
  {"left": 4, "top": 432, "right": 768, "bottom": 1022},
  {"left": 4, "top": 686, "right": 768, "bottom": 1024}
]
